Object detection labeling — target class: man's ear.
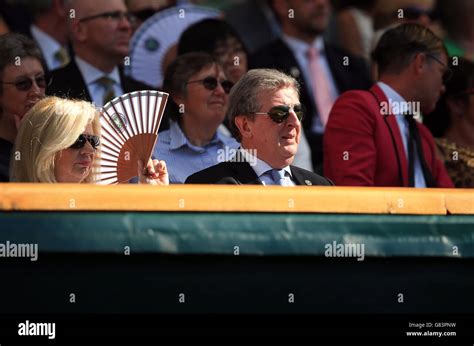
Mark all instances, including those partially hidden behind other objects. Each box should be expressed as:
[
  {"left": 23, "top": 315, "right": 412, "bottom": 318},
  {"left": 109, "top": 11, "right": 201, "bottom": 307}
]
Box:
[
  {"left": 71, "top": 19, "right": 86, "bottom": 43},
  {"left": 413, "top": 53, "right": 427, "bottom": 77},
  {"left": 234, "top": 115, "right": 254, "bottom": 139}
]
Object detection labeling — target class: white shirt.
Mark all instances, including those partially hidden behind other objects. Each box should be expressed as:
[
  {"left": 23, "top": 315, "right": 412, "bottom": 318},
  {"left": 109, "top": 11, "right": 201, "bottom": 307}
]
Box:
[
  {"left": 30, "top": 25, "right": 66, "bottom": 71},
  {"left": 377, "top": 82, "right": 426, "bottom": 188},
  {"left": 282, "top": 35, "right": 339, "bottom": 134},
  {"left": 75, "top": 56, "right": 123, "bottom": 107}
]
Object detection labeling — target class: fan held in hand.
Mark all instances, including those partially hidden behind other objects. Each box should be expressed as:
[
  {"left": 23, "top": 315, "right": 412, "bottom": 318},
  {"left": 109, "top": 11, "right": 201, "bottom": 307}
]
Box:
[{"left": 98, "top": 90, "right": 168, "bottom": 184}]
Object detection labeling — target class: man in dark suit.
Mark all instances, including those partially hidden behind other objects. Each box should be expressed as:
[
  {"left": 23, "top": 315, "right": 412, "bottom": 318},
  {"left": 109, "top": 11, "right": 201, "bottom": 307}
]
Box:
[
  {"left": 25, "top": 0, "right": 71, "bottom": 73},
  {"left": 324, "top": 24, "right": 453, "bottom": 188},
  {"left": 47, "top": 0, "right": 149, "bottom": 106},
  {"left": 186, "top": 69, "right": 332, "bottom": 186},
  {"left": 249, "top": 0, "right": 372, "bottom": 172}
]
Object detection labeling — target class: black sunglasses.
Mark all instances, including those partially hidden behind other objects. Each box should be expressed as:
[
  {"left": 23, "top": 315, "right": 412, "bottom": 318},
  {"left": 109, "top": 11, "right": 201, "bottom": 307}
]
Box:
[
  {"left": 70, "top": 134, "right": 100, "bottom": 150},
  {"left": 79, "top": 10, "right": 136, "bottom": 24},
  {"left": 1, "top": 75, "right": 47, "bottom": 91},
  {"left": 186, "top": 77, "right": 234, "bottom": 94},
  {"left": 426, "top": 54, "right": 453, "bottom": 83},
  {"left": 251, "top": 104, "right": 305, "bottom": 123}
]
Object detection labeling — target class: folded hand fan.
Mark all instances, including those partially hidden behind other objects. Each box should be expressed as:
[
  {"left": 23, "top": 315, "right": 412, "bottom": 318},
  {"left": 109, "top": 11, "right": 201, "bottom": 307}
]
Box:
[
  {"left": 98, "top": 90, "right": 168, "bottom": 184},
  {"left": 126, "top": 4, "right": 221, "bottom": 87}
]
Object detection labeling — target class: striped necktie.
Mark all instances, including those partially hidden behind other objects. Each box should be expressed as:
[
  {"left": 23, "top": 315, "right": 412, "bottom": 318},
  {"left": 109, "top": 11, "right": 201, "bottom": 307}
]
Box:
[
  {"left": 54, "top": 47, "right": 70, "bottom": 68},
  {"left": 269, "top": 169, "right": 287, "bottom": 186},
  {"left": 96, "top": 76, "right": 116, "bottom": 105}
]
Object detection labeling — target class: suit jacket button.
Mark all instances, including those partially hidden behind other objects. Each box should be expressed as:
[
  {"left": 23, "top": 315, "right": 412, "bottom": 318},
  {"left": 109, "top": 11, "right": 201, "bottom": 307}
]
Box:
[{"left": 305, "top": 180, "right": 312, "bottom": 185}]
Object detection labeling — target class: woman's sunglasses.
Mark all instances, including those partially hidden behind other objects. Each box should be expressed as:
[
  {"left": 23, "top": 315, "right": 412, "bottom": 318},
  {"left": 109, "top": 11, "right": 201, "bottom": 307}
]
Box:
[
  {"left": 251, "top": 104, "right": 305, "bottom": 123},
  {"left": 186, "top": 77, "right": 234, "bottom": 94},
  {"left": 69, "top": 134, "right": 100, "bottom": 150},
  {"left": 1, "top": 75, "right": 48, "bottom": 92}
]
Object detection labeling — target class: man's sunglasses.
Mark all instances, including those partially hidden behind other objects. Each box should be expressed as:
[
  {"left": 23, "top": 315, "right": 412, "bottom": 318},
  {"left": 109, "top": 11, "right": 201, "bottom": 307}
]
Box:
[
  {"left": 426, "top": 54, "right": 453, "bottom": 83},
  {"left": 70, "top": 134, "right": 100, "bottom": 150},
  {"left": 79, "top": 10, "right": 137, "bottom": 24},
  {"left": 251, "top": 104, "right": 305, "bottom": 123},
  {"left": 186, "top": 77, "right": 234, "bottom": 94},
  {"left": 1, "top": 75, "right": 48, "bottom": 91}
]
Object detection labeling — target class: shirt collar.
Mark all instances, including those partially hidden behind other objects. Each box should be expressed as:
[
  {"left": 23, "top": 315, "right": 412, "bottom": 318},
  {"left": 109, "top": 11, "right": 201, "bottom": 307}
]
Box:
[
  {"left": 168, "top": 120, "right": 224, "bottom": 151},
  {"left": 282, "top": 34, "right": 324, "bottom": 55},
  {"left": 75, "top": 56, "right": 121, "bottom": 86},
  {"left": 30, "top": 25, "right": 62, "bottom": 54},
  {"left": 241, "top": 148, "right": 292, "bottom": 178},
  {"left": 377, "top": 81, "right": 406, "bottom": 115}
]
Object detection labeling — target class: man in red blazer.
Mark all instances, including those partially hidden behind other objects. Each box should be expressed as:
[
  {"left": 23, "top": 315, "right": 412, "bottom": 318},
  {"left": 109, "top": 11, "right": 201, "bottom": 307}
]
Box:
[{"left": 324, "top": 23, "right": 454, "bottom": 188}]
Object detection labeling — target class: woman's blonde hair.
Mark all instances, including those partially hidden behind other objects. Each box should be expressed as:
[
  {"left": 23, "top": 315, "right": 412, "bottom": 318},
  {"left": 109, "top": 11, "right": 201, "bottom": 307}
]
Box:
[{"left": 10, "top": 96, "right": 100, "bottom": 183}]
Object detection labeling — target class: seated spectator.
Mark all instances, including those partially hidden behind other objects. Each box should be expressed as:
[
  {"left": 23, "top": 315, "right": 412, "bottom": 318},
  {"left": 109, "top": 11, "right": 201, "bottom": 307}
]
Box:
[
  {"left": 250, "top": 0, "right": 372, "bottom": 173},
  {"left": 154, "top": 52, "right": 239, "bottom": 183},
  {"left": 424, "top": 58, "right": 474, "bottom": 188},
  {"left": 186, "top": 68, "right": 332, "bottom": 186},
  {"left": 177, "top": 17, "right": 314, "bottom": 172},
  {"left": 324, "top": 23, "right": 453, "bottom": 188},
  {"left": 47, "top": 0, "right": 149, "bottom": 107},
  {"left": 10, "top": 96, "right": 168, "bottom": 184},
  {"left": 0, "top": 33, "right": 45, "bottom": 182},
  {"left": 177, "top": 18, "right": 248, "bottom": 85},
  {"left": 23, "top": 0, "right": 71, "bottom": 72}
]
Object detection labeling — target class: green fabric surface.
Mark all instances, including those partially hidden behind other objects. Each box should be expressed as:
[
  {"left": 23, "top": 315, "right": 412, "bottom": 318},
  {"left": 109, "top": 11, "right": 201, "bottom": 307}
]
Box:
[{"left": 1, "top": 212, "right": 473, "bottom": 257}]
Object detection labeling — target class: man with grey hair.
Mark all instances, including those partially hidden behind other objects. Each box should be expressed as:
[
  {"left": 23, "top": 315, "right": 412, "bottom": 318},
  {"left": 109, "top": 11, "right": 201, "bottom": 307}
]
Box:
[{"left": 186, "top": 68, "right": 332, "bottom": 186}]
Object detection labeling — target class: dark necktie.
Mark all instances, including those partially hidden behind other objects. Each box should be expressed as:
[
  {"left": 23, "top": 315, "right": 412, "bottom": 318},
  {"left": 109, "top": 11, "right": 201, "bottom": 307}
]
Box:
[
  {"left": 404, "top": 113, "right": 436, "bottom": 187},
  {"left": 54, "top": 47, "right": 70, "bottom": 68}
]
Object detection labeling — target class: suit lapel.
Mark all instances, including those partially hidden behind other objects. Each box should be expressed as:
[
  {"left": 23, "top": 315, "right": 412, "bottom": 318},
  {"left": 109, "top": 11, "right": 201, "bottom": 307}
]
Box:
[
  {"left": 227, "top": 154, "right": 262, "bottom": 185},
  {"left": 67, "top": 60, "right": 92, "bottom": 101},
  {"left": 324, "top": 42, "right": 346, "bottom": 93},
  {"left": 371, "top": 85, "right": 409, "bottom": 186},
  {"left": 290, "top": 166, "right": 305, "bottom": 185}
]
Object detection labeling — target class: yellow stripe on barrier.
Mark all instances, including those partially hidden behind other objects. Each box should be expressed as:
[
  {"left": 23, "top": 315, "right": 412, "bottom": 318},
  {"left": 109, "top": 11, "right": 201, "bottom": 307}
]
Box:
[{"left": 0, "top": 183, "right": 472, "bottom": 215}]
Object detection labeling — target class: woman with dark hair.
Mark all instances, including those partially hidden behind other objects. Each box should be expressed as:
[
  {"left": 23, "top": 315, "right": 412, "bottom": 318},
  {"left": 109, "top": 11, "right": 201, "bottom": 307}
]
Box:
[
  {"left": 177, "top": 18, "right": 248, "bottom": 85},
  {"left": 0, "top": 32, "right": 45, "bottom": 181},
  {"left": 153, "top": 52, "right": 239, "bottom": 183},
  {"left": 424, "top": 58, "right": 474, "bottom": 187}
]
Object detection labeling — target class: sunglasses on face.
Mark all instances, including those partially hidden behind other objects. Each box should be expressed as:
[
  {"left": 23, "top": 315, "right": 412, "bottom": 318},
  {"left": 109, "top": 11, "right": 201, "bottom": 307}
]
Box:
[
  {"left": 79, "top": 10, "right": 137, "bottom": 24},
  {"left": 186, "top": 77, "right": 234, "bottom": 94},
  {"left": 69, "top": 134, "right": 100, "bottom": 150},
  {"left": 1, "top": 75, "right": 47, "bottom": 92},
  {"left": 251, "top": 104, "right": 305, "bottom": 123}
]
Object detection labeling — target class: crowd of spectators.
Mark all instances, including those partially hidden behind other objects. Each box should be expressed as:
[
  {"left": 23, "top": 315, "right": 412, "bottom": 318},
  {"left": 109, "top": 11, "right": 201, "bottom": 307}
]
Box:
[{"left": 0, "top": 0, "right": 472, "bottom": 187}]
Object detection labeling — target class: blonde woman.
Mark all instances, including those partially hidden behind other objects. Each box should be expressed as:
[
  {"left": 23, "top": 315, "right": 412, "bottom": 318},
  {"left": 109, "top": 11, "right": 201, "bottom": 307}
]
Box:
[{"left": 10, "top": 96, "right": 168, "bottom": 184}]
